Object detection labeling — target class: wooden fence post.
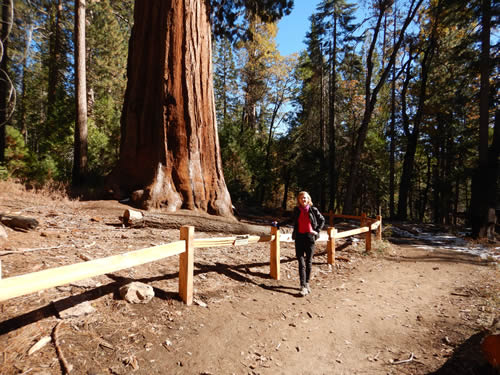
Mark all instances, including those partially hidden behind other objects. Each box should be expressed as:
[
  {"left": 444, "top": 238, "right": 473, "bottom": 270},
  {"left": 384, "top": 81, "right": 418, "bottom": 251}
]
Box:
[
  {"left": 270, "top": 226, "right": 280, "bottom": 280},
  {"left": 329, "top": 210, "right": 334, "bottom": 227},
  {"left": 179, "top": 226, "right": 194, "bottom": 305},
  {"left": 376, "top": 215, "right": 382, "bottom": 241},
  {"left": 365, "top": 227, "right": 372, "bottom": 251},
  {"left": 362, "top": 213, "right": 372, "bottom": 251},
  {"left": 327, "top": 227, "right": 337, "bottom": 265}
]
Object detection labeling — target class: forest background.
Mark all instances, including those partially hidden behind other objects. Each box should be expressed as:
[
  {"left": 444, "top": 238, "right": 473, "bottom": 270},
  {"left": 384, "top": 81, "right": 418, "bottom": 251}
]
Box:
[{"left": 0, "top": 0, "right": 498, "bottom": 238}]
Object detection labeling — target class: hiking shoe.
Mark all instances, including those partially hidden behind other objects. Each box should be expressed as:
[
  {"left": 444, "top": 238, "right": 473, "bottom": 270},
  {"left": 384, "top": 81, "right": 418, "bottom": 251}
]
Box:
[
  {"left": 305, "top": 283, "right": 311, "bottom": 294},
  {"left": 300, "top": 287, "right": 309, "bottom": 296}
]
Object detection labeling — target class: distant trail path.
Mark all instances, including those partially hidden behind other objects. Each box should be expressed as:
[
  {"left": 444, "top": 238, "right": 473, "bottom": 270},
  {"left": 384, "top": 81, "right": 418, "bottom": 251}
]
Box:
[{"left": 390, "top": 223, "right": 500, "bottom": 261}]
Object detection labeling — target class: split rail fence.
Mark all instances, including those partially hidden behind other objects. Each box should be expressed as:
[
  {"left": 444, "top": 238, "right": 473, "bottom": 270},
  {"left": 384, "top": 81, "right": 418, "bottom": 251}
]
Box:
[{"left": 0, "top": 213, "right": 381, "bottom": 306}]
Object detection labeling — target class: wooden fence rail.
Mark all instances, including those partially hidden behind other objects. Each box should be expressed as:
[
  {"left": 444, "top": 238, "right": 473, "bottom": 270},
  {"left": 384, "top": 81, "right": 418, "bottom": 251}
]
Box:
[
  {"left": 0, "top": 214, "right": 381, "bottom": 306},
  {"left": 0, "top": 241, "right": 185, "bottom": 303}
]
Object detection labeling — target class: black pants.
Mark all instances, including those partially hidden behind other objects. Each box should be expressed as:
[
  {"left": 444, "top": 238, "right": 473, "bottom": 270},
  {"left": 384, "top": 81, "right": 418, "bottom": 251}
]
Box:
[{"left": 295, "top": 233, "right": 316, "bottom": 287}]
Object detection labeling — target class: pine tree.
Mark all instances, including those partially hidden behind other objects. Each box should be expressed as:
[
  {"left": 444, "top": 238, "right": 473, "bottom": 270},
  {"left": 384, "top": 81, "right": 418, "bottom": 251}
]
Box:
[
  {"left": 86, "top": 0, "right": 132, "bottom": 177},
  {"left": 316, "top": 0, "right": 358, "bottom": 210},
  {"left": 343, "top": 0, "right": 424, "bottom": 214}
]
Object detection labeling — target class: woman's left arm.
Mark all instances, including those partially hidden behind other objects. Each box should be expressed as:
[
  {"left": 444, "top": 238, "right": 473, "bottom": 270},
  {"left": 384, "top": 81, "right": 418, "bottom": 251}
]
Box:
[{"left": 314, "top": 207, "right": 325, "bottom": 232}]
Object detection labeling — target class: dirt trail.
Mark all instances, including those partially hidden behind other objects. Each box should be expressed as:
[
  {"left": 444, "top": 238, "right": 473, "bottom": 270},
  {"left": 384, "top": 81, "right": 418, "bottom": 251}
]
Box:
[
  {"left": 130, "top": 245, "right": 496, "bottom": 375},
  {"left": 0, "top": 183, "right": 498, "bottom": 374}
]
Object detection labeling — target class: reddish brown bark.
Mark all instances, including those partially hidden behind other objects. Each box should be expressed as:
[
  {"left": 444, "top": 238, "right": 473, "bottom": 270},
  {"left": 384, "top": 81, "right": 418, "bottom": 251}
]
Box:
[{"left": 108, "top": 0, "right": 232, "bottom": 216}]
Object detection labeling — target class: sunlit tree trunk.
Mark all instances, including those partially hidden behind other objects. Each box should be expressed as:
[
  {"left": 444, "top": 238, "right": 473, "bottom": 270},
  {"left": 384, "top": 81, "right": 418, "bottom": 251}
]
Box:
[
  {"left": 72, "top": 0, "right": 88, "bottom": 186},
  {"left": 47, "top": 0, "right": 62, "bottom": 120},
  {"left": 108, "top": 0, "right": 232, "bottom": 216}
]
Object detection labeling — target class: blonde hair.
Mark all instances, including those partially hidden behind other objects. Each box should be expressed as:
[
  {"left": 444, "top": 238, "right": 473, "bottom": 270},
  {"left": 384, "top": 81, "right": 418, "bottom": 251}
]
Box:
[{"left": 296, "top": 191, "right": 313, "bottom": 206}]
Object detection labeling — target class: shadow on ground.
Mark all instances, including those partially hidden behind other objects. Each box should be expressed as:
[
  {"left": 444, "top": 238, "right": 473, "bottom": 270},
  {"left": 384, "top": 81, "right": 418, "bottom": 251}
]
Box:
[
  {"left": 430, "top": 331, "right": 498, "bottom": 375},
  {"left": 0, "top": 255, "right": 301, "bottom": 335}
]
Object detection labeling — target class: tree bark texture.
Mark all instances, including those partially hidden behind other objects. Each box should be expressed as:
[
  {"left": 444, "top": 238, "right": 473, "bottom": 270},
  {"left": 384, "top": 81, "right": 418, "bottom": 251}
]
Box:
[
  {"left": 73, "top": 0, "right": 88, "bottom": 186},
  {"left": 109, "top": 0, "right": 232, "bottom": 216},
  {"left": 47, "top": 0, "right": 62, "bottom": 120}
]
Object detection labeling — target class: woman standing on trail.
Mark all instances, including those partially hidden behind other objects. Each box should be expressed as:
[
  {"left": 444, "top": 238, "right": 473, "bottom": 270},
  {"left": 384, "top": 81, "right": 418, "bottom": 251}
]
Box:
[{"left": 275, "top": 191, "right": 325, "bottom": 296}]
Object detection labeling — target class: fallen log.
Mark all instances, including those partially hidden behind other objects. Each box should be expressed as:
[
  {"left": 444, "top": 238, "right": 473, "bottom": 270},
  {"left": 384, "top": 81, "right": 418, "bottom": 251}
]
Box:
[
  {"left": 120, "top": 210, "right": 269, "bottom": 235},
  {"left": 0, "top": 214, "right": 39, "bottom": 231}
]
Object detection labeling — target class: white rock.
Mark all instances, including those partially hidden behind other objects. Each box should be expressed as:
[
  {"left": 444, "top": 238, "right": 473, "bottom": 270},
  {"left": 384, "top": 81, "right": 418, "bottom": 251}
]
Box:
[
  {"left": 0, "top": 224, "right": 7, "bottom": 239},
  {"left": 194, "top": 298, "right": 207, "bottom": 308},
  {"left": 119, "top": 282, "right": 154, "bottom": 304},
  {"left": 28, "top": 336, "right": 52, "bottom": 355},
  {"left": 55, "top": 300, "right": 96, "bottom": 319},
  {"left": 70, "top": 278, "right": 101, "bottom": 289}
]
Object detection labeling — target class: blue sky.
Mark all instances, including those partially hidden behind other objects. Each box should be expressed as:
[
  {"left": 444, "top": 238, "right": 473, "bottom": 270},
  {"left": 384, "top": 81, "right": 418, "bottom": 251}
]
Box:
[{"left": 276, "top": 0, "right": 322, "bottom": 55}]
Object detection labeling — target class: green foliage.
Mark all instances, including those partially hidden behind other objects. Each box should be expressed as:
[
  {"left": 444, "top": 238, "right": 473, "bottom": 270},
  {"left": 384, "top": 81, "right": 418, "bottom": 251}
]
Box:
[
  {"left": 0, "top": 164, "right": 7, "bottom": 181},
  {"left": 219, "top": 122, "right": 254, "bottom": 203},
  {"left": 4, "top": 126, "right": 29, "bottom": 178},
  {"left": 214, "top": 14, "right": 299, "bottom": 207},
  {"left": 1, "top": 0, "right": 494, "bottom": 228},
  {"left": 86, "top": 0, "right": 131, "bottom": 178},
  {"left": 87, "top": 120, "right": 118, "bottom": 178},
  {"left": 2, "top": 0, "right": 132, "bottom": 187},
  {"left": 26, "top": 155, "right": 61, "bottom": 185},
  {"left": 213, "top": 37, "right": 240, "bottom": 124},
  {"left": 3, "top": 125, "right": 63, "bottom": 185},
  {"left": 211, "top": 0, "right": 293, "bottom": 41}
]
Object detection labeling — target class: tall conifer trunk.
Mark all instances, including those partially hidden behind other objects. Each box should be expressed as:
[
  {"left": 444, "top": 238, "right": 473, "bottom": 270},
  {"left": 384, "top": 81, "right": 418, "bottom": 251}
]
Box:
[
  {"left": 108, "top": 0, "right": 232, "bottom": 216},
  {"left": 471, "top": 0, "right": 492, "bottom": 238},
  {"left": 343, "top": 0, "right": 423, "bottom": 214},
  {"left": 73, "top": 0, "right": 88, "bottom": 186},
  {"left": 47, "top": 0, "right": 62, "bottom": 120},
  {"left": 0, "top": 0, "right": 11, "bottom": 163}
]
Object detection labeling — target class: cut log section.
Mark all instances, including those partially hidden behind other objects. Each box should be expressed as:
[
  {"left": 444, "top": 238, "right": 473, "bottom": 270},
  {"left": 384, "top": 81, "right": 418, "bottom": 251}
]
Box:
[{"left": 122, "top": 209, "right": 144, "bottom": 226}]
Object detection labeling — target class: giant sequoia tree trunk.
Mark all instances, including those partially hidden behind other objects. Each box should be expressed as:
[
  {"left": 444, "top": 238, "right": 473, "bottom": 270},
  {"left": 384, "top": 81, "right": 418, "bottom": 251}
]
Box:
[{"left": 108, "top": 0, "right": 232, "bottom": 216}]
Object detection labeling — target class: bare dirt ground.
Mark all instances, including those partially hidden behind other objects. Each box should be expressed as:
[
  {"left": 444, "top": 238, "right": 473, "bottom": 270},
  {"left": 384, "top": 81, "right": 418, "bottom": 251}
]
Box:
[{"left": 0, "top": 182, "right": 498, "bottom": 375}]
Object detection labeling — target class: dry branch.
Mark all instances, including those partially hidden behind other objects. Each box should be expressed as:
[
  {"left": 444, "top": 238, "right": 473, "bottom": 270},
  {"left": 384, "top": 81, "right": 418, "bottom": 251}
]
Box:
[
  {"left": 52, "top": 321, "right": 73, "bottom": 374},
  {"left": 391, "top": 352, "right": 414, "bottom": 365},
  {"left": 0, "top": 245, "right": 63, "bottom": 256}
]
